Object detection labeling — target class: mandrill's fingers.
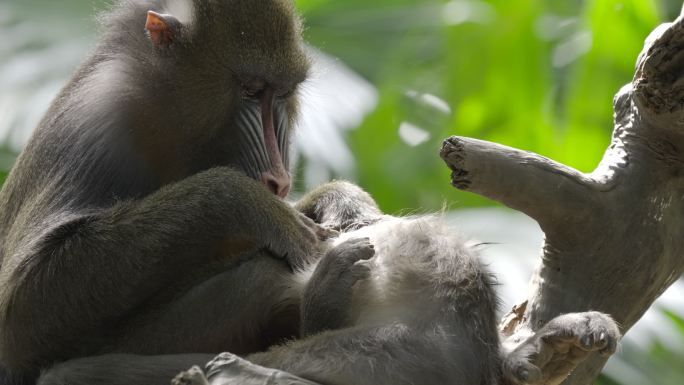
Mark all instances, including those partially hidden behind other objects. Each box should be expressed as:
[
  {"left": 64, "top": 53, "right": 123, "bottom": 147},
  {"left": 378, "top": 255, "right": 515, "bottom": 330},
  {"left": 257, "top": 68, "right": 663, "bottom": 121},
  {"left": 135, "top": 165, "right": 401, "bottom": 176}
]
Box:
[{"left": 297, "top": 212, "right": 339, "bottom": 241}]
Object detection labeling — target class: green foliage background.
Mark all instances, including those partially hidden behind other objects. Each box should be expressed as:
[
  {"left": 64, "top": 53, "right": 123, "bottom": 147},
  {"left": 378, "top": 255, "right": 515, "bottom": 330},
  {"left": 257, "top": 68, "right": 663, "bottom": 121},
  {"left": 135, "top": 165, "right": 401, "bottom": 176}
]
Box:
[
  {"left": 1, "top": 0, "right": 683, "bottom": 384},
  {"left": 298, "top": 0, "right": 678, "bottom": 213},
  {"left": 0, "top": 0, "right": 679, "bottom": 211}
]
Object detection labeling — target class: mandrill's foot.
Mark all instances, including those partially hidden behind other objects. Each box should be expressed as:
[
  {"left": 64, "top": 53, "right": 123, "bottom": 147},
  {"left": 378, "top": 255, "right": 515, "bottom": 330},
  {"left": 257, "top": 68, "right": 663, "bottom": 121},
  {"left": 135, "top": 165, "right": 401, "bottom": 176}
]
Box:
[
  {"left": 173, "top": 353, "right": 319, "bottom": 385},
  {"left": 503, "top": 311, "right": 621, "bottom": 385}
]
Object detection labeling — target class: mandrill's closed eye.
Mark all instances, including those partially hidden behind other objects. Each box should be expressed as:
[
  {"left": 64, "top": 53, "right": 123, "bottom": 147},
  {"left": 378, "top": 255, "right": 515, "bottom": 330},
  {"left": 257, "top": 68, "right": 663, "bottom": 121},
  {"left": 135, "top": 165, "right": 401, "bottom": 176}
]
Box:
[
  {"left": 240, "top": 79, "right": 266, "bottom": 100},
  {"left": 240, "top": 82, "right": 296, "bottom": 101},
  {"left": 275, "top": 88, "right": 296, "bottom": 100}
]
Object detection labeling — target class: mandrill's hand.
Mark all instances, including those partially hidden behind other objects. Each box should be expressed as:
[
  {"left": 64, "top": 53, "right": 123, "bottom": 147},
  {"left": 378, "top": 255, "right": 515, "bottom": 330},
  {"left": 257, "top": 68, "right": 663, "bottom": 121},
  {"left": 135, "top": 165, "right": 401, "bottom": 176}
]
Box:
[
  {"left": 296, "top": 211, "right": 339, "bottom": 241},
  {"left": 262, "top": 201, "right": 336, "bottom": 270},
  {"left": 207, "top": 167, "right": 333, "bottom": 270}
]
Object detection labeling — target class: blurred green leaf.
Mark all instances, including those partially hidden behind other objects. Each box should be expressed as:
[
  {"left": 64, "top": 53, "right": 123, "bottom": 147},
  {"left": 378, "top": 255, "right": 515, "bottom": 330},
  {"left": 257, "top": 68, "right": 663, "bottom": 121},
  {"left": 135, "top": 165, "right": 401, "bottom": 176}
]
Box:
[
  {"left": 664, "top": 309, "right": 684, "bottom": 335},
  {"left": 0, "top": 148, "right": 15, "bottom": 187},
  {"left": 300, "top": 0, "right": 674, "bottom": 212},
  {"left": 596, "top": 374, "right": 622, "bottom": 385}
]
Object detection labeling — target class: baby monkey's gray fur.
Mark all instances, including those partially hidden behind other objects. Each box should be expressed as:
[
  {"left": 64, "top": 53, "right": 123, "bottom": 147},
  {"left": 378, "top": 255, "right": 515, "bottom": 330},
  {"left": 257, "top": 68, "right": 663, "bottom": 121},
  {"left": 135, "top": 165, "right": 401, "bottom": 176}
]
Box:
[{"left": 254, "top": 181, "right": 503, "bottom": 385}]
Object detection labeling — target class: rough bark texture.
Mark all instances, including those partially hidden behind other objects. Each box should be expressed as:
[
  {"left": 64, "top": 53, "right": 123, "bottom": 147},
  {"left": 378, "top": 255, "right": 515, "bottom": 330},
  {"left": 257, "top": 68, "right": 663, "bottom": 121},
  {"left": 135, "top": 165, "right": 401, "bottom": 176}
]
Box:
[{"left": 440, "top": 11, "right": 684, "bottom": 385}]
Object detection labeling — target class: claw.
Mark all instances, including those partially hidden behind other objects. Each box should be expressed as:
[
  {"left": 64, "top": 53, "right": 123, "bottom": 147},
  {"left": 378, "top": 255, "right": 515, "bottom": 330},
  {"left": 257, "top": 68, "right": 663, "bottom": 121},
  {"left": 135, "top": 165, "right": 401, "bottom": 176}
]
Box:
[
  {"left": 319, "top": 226, "right": 339, "bottom": 240},
  {"left": 595, "top": 332, "right": 608, "bottom": 349},
  {"left": 517, "top": 365, "right": 542, "bottom": 383},
  {"left": 580, "top": 334, "right": 592, "bottom": 349}
]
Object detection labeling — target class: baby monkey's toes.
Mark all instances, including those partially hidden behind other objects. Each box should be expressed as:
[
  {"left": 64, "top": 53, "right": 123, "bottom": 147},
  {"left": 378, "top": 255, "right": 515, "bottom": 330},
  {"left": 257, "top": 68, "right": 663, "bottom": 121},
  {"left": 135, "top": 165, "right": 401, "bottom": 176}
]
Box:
[
  {"left": 503, "top": 312, "right": 621, "bottom": 385},
  {"left": 332, "top": 237, "right": 375, "bottom": 282},
  {"left": 338, "top": 237, "right": 375, "bottom": 262}
]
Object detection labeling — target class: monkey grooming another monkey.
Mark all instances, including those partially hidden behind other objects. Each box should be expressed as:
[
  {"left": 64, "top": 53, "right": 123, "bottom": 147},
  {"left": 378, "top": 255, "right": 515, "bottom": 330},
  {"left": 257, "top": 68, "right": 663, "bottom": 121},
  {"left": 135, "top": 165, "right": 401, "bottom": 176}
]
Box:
[
  {"left": 0, "top": 0, "right": 326, "bottom": 383},
  {"left": 0, "top": 1, "right": 621, "bottom": 384},
  {"left": 42, "top": 182, "right": 621, "bottom": 385},
  {"left": 41, "top": 181, "right": 502, "bottom": 385}
]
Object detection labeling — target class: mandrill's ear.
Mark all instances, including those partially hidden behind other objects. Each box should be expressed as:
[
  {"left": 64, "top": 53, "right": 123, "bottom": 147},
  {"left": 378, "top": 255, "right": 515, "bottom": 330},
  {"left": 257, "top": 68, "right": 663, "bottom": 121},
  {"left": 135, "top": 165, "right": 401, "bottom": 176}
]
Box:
[{"left": 145, "top": 11, "right": 182, "bottom": 49}]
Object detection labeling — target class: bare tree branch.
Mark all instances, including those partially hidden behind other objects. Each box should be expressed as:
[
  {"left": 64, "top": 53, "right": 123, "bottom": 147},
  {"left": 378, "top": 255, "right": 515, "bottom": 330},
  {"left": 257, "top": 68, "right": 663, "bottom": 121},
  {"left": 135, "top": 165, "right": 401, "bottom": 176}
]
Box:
[{"left": 439, "top": 137, "right": 604, "bottom": 234}]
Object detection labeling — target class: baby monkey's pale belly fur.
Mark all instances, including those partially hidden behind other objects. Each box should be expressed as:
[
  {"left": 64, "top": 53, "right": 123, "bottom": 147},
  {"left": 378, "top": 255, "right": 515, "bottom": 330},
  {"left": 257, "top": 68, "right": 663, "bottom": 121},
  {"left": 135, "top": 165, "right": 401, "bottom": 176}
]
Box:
[
  {"left": 303, "top": 216, "right": 489, "bottom": 326},
  {"left": 260, "top": 215, "right": 502, "bottom": 385}
]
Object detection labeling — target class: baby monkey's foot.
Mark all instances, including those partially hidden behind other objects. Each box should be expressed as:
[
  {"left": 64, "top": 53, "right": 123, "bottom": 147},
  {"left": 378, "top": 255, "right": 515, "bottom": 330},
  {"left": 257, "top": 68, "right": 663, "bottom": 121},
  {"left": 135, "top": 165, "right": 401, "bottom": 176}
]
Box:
[
  {"left": 301, "top": 237, "right": 375, "bottom": 336},
  {"left": 328, "top": 237, "right": 375, "bottom": 283},
  {"left": 503, "top": 311, "right": 620, "bottom": 385}
]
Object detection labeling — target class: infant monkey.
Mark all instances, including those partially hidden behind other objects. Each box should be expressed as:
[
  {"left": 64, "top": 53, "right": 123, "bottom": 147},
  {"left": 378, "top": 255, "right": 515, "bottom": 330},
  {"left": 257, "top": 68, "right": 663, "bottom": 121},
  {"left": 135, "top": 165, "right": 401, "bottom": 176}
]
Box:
[
  {"left": 192, "top": 181, "right": 502, "bottom": 385},
  {"left": 290, "top": 182, "right": 498, "bottom": 384},
  {"left": 176, "top": 181, "right": 620, "bottom": 385}
]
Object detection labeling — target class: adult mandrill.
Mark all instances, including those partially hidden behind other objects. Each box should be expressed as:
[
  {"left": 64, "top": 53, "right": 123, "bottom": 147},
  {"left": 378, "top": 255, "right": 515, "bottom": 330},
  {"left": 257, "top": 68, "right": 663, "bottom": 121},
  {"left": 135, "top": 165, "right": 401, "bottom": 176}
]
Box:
[{"left": 0, "top": 0, "right": 327, "bottom": 383}]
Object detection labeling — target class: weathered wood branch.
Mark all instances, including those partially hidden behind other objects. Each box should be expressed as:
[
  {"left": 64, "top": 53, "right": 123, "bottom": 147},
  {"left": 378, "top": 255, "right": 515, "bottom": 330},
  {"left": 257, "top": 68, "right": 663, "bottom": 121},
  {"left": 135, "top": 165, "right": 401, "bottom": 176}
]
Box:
[
  {"left": 439, "top": 137, "right": 605, "bottom": 235},
  {"left": 441, "top": 11, "right": 684, "bottom": 385}
]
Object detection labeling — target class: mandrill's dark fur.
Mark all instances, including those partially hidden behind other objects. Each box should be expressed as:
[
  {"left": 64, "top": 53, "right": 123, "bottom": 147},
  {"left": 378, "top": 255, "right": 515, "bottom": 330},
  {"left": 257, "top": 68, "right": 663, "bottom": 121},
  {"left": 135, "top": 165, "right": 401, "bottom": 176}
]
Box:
[{"left": 0, "top": 0, "right": 320, "bottom": 383}]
